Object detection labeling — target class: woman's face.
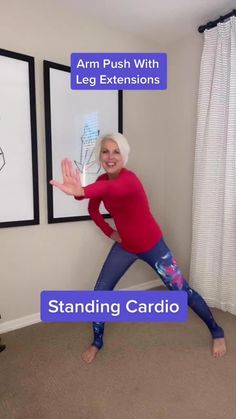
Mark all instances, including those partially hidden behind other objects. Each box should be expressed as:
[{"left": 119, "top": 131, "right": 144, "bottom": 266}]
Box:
[{"left": 100, "top": 139, "right": 124, "bottom": 178}]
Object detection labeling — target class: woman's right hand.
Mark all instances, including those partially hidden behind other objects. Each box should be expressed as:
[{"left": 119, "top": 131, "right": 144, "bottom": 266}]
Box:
[
  {"left": 110, "top": 231, "right": 122, "bottom": 243},
  {"left": 50, "top": 159, "right": 84, "bottom": 197}
]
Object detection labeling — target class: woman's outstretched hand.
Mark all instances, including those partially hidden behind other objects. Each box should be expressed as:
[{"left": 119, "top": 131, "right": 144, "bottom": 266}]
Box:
[{"left": 50, "top": 159, "right": 84, "bottom": 197}]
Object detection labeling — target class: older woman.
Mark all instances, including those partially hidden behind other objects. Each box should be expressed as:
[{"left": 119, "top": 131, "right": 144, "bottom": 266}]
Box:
[{"left": 50, "top": 133, "right": 226, "bottom": 363}]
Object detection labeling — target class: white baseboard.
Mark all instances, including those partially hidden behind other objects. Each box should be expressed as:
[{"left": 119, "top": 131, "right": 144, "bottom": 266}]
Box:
[
  {"left": 0, "top": 313, "right": 40, "bottom": 334},
  {"left": 0, "top": 279, "right": 162, "bottom": 334},
  {"left": 120, "top": 278, "right": 162, "bottom": 291}
]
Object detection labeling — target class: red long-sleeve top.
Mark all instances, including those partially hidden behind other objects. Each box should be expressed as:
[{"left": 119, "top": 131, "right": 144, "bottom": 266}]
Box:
[{"left": 75, "top": 168, "right": 163, "bottom": 253}]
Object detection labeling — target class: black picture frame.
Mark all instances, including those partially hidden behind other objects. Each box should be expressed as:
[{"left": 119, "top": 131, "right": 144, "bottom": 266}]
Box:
[
  {"left": 0, "top": 48, "right": 39, "bottom": 228},
  {"left": 44, "top": 60, "right": 123, "bottom": 224}
]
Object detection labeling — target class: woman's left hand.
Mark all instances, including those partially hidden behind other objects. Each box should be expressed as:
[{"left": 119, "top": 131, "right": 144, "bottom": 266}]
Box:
[{"left": 110, "top": 231, "right": 122, "bottom": 243}]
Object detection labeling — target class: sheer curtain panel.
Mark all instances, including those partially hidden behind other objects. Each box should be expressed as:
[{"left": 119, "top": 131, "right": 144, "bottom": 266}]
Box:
[{"left": 190, "top": 16, "right": 236, "bottom": 315}]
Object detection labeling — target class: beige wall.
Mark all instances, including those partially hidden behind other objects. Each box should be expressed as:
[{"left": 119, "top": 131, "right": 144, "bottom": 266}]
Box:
[
  {"left": 162, "top": 33, "right": 203, "bottom": 276},
  {"left": 0, "top": 0, "right": 167, "bottom": 325}
]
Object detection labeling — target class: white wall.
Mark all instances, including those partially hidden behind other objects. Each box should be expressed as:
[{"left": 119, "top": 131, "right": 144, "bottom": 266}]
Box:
[{"left": 0, "top": 0, "right": 167, "bottom": 326}]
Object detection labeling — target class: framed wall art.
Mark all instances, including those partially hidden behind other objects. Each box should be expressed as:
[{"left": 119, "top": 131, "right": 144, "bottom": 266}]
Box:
[
  {"left": 0, "top": 48, "right": 39, "bottom": 228},
  {"left": 44, "top": 60, "right": 123, "bottom": 223}
]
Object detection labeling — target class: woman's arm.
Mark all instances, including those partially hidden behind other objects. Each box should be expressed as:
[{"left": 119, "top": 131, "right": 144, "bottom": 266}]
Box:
[
  {"left": 88, "top": 198, "right": 121, "bottom": 243},
  {"left": 51, "top": 160, "right": 138, "bottom": 201},
  {"left": 88, "top": 198, "right": 114, "bottom": 237}
]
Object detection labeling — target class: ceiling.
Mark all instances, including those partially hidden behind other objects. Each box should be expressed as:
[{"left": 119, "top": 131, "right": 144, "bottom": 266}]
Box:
[{"left": 64, "top": 0, "right": 236, "bottom": 45}]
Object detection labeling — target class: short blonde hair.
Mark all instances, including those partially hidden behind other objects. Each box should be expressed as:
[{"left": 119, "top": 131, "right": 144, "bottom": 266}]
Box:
[{"left": 94, "top": 133, "right": 130, "bottom": 166}]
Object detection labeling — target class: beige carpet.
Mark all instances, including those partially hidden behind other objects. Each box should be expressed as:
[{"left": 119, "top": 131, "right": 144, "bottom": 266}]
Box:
[{"left": 0, "top": 306, "right": 236, "bottom": 419}]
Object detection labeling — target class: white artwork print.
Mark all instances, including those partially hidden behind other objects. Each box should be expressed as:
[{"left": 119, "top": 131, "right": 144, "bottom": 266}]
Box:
[{"left": 0, "top": 51, "right": 38, "bottom": 226}]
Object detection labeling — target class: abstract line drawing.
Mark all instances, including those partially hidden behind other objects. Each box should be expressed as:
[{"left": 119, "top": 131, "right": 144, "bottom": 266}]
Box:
[
  {"left": 0, "top": 147, "right": 5, "bottom": 172},
  {"left": 74, "top": 115, "right": 101, "bottom": 175}
]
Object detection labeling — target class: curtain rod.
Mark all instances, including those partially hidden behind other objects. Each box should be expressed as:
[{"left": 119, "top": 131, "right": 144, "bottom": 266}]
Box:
[{"left": 198, "top": 9, "right": 236, "bottom": 33}]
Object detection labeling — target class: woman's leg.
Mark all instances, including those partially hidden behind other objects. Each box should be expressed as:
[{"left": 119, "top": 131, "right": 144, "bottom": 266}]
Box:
[
  {"left": 82, "top": 242, "right": 137, "bottom": 363},
  {"left": 139, "top": 238, "right": 226, "bottom": 356}
]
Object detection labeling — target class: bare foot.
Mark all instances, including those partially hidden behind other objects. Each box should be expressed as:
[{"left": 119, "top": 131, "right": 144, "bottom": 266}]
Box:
[
  {"left": 212, "top": 338, "right": 226, "bottom": 358},
  {"left": 82, "top": 345, "right": 99, "bottom": 364}
]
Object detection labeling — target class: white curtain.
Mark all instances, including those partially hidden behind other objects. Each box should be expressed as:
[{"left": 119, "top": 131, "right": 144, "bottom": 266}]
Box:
[{"left": 190, "top": 16, "right": 236, "bottom": 315}]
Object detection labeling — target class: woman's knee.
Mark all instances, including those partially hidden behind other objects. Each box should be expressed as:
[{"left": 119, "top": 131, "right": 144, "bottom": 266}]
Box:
[{"left": 155, "top": 251, "right": 185, "bottom": 290}]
